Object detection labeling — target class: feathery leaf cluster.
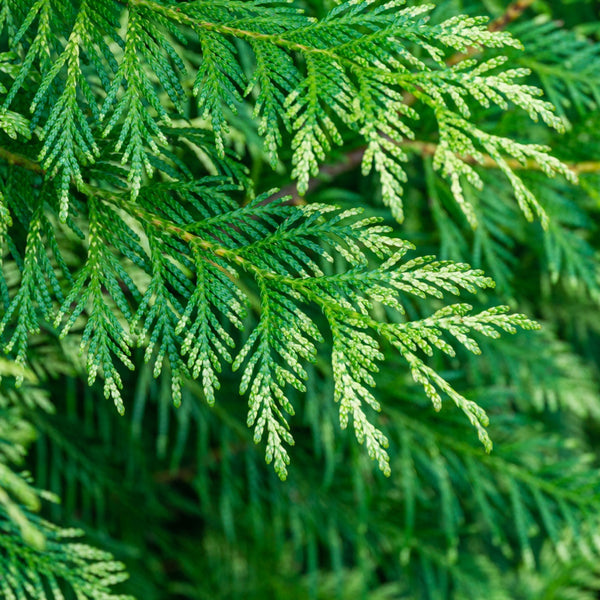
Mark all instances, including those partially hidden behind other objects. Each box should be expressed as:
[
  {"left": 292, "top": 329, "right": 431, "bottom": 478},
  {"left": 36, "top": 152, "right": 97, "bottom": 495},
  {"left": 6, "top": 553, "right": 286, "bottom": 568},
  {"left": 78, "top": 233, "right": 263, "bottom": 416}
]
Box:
[{"left": 0, "top": 0, "right": 599, "bottom": 598}]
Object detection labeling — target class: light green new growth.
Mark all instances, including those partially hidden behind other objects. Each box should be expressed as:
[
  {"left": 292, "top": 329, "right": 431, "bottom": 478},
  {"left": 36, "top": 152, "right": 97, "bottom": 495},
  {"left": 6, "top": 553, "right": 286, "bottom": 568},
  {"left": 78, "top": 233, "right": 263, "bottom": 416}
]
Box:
[{"left": 0, "top": 517, "right": 132, "bottom": 600}]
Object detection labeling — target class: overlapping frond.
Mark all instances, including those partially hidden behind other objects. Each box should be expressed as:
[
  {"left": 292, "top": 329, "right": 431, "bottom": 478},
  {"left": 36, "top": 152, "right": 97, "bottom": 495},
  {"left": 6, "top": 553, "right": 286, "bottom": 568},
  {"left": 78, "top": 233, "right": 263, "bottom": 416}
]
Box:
[
  {"left": 0, "top": 193, "right": 68, "bottom": 377},
  {"left": 54, "top": 197, "right": 143, "bottom": 414},
  {"left": 510, "top": 17, "right": 600, "bottom": 121},
  {"left": 162, "top": 0, "right": 570, "bottom": 223},
  {"left": 433, "top": 112, "right": 574, "bottom": 228},
  {"left": 4, "top": 0, "right": 121, "bottom": 219},
  {"left": 1, "top": 0, "right": 570, "bottom": 224},
  {"left": 382, "top": 403, "right": 600, "bottom": 582},
  {"left": 0, "top": 359, "right": 131, "bottom": 599},
  {"left": 0, "top": 363, "right": 44, "bottom": 550},
  {"left": 0, "top": 512, "right": 132, "bottom": 600},
  {"left": 0, "top": 174, "right": 536, "bottom": 479},
  {"left": 101, "top": 4, "right": 184, "bottom": 195}
]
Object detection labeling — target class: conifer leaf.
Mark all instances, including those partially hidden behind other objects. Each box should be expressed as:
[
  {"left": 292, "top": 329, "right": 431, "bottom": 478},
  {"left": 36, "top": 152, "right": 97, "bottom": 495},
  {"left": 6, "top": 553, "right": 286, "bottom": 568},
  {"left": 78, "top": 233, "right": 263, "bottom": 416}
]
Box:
[
  {"left": 1, "top": 1, "right": 598, "bottom": 595},
  {"left": 101, "top": 4, "right": 182, "bottom": 196},
  {"left": 106, "top": 185, "right": 537, "bottom": 477},
  {"left": 138, "top": 0, "right": 571, "bottom": 222},
  {"left": 510, "top": 17, "right": 600, "bottom": 121},
  {"left": 54, "top": 198, "right": 140, "bottom": 414},
  {"left": 0, "top": 513, "right": 133, "bottom": 600}
]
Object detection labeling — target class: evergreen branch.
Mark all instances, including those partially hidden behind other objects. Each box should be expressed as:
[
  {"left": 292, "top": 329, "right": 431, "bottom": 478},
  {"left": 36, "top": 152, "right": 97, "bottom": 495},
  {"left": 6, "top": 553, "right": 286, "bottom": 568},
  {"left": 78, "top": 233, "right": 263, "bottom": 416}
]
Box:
[
  {"left": 2, "top": 143, "right": 598, "bottom": 188},
  {"left": 1, "top": 1, "right": 599, "bottom": 595},
  {"left": 100, "top": 3, "right": 184, "bottom": 194},
  {"left": 1, "top": 0, "right": 572, "bottom": 226},
  {"left": 96, "top": 186, "right": 537, "bottom": 478},
  {"left": 126, "top": 0, "right": 564, "bottom": 222},
  {"left": 0, "top": 358, "right": 131, "bottom": 599},
  {"left": 392, "top": 408, "right": 600, "bottom": 509},
  {"left": 378, "top": 406, "right": 600, "bottom": 584},
  {"left": 54, "top": 197, "right": 141, "bottom": 414},
  {"left": 403, "top": 141, "right": 599, "bottom": 175},
  {"left": 0, "top": 512, "right": 133, "bottom": 600},
  {"left": 508, "top": 17, "right": 600, "bottom": 121},
  {"left": 20, "top": 0, "right": 121, "bottom": 220}
]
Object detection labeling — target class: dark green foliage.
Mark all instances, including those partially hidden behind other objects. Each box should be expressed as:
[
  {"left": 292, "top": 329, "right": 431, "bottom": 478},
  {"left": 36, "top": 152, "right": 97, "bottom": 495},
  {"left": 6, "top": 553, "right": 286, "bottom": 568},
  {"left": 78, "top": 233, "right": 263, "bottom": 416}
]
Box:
[{"left": 1, "top": 0, "right": 600, "bottom": 598}]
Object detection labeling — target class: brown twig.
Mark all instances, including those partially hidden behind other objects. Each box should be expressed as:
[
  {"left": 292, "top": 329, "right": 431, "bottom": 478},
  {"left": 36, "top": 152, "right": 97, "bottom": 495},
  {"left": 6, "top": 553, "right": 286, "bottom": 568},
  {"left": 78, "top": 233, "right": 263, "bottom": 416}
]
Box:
[
  {"left": 272, "top": 147, "right": 367, "bottom": 205},
  {"left": 0, "top": 147, "right": 45, "bottom": 175},
  {"left": 401, "top": 140, "right": 600, "bottom": 175},
  {"left": 2, "top": 143, "right": 599, "bottom": 194},
  {"left": 489, "top": 0, "right": 536, "bottom": 32},
  {"left": 270, "top": 140, "right": 600, "bottom": 205}
]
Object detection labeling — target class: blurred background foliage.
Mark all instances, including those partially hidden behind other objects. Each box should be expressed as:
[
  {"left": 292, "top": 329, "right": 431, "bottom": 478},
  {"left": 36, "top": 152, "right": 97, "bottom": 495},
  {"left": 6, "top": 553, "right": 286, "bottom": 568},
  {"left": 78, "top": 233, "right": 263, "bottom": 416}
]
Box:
[{"left": 3, "top": 0, "right": 600, "bottom": 598}]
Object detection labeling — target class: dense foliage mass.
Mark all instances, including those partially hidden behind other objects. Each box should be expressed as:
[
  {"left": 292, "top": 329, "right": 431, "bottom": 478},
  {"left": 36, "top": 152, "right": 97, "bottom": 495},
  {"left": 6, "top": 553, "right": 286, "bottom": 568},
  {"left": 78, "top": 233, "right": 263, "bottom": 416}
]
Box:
[{"left": 1, "top": 0, "right": 600, "bottom": 598}]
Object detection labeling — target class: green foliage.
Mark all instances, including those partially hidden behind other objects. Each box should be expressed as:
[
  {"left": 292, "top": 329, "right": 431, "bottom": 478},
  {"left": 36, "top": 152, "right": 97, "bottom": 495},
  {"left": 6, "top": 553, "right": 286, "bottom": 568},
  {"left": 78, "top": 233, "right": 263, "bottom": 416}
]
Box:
[
  {"left": 0, "top": 0, "right": 599, "bottom": 598},
  {"left": 0, "top": 516, "right": 132, "bottom": 600},
  {"left": 0, "top": 360, "right": 131, "bottom": 599}
]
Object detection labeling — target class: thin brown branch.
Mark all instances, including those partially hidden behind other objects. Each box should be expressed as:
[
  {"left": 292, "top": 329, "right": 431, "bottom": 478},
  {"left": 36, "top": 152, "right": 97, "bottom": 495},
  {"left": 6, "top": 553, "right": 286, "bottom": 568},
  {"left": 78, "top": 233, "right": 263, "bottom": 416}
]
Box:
[
  {"left": 489, "top": 0, "right": 536, "bottom": 32},
  {"left": 1, "top": 143, "right": 598, "bottom": 202},
  {"left": 401, "top": 141, "right": 600, "bottom": 175},
  {"left": 0, "top": 147, "right": 45, "bottom": 175},
  {"left": 270, "top": 140, "right": 599, "bottom": 204},
  {"left": 272, "top": 147, "right": 366, "bottom": 205}
]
